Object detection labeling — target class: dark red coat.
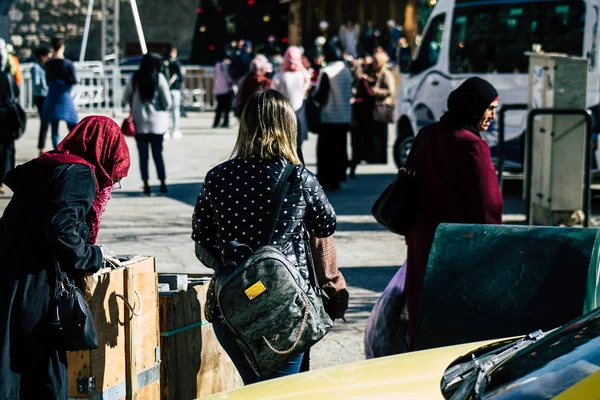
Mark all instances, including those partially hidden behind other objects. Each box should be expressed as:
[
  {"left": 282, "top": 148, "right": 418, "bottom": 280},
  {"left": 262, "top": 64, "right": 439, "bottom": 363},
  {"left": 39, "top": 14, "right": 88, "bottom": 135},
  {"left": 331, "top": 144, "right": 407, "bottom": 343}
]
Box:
[{"left": 406, "top": 121, "right": 503, "bottom": 345}]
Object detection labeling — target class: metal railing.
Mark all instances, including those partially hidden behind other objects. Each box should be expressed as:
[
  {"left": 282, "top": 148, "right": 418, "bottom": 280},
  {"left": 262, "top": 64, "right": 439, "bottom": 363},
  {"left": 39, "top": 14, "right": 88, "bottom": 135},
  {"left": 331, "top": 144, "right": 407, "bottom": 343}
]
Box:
[
  {"left": 19, "top": 63, "right": 216, "bottom": 114},
  {"left": 497, "top": 103, "right": 528, "bottom": 192},
  {"left": 525, "top": 108, "right": 593, "bottom": 227}
]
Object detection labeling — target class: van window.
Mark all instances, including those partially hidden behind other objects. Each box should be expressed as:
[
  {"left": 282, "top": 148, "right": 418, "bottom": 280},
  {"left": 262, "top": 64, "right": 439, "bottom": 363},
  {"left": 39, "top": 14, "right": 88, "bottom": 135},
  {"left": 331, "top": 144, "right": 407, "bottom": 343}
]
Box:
[
  {"left": 449, "top": 1, "right": 585, "bottom": 74},
  {"left": 411, "top": 13, "right": 446, "bottom": 75}
]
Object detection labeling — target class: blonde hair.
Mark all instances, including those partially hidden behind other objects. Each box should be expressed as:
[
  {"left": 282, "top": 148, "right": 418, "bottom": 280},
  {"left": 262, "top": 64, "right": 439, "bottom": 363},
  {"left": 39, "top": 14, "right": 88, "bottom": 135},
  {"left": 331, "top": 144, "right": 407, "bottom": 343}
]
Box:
[
  {"left": 374, "top": 51, "right": 389, "bottom": 71},
  {"left": 233, "top": 89, "right": 302, "bottom": 165}
]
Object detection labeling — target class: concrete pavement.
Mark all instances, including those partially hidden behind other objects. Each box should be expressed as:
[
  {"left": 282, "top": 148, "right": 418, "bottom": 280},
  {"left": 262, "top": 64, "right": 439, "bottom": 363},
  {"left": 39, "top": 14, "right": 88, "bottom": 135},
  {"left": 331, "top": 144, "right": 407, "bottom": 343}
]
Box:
[{"left": 0, "top": 112, "right": 406, "bottom": 369}]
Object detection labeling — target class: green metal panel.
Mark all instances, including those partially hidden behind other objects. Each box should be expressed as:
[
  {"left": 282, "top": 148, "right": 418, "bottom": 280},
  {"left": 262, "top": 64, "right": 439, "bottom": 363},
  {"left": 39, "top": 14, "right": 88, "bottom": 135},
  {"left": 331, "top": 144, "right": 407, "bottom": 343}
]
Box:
[{"left": 415, "top": 224, "right": 600, "bottom": 351}]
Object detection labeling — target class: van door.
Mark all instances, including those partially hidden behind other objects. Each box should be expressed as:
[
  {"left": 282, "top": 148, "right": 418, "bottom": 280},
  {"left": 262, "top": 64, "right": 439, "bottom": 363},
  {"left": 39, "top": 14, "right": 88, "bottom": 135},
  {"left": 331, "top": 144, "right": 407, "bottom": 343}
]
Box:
[{"left": 408, "top": 12, "right": 451, "bottom": 127}]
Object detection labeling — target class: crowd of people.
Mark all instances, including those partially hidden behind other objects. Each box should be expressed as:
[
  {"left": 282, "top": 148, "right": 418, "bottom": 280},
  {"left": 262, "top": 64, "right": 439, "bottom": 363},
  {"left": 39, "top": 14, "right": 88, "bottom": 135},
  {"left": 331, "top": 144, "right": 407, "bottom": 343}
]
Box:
[
  {"left": 0, "top": 37, "right": 185, "bottom": 197},
  {"left": 0, "top": 23, "right": 506, "bottom": 398},
  {"left": 213, "top": 20, "right": 403, "bottom": 191}
]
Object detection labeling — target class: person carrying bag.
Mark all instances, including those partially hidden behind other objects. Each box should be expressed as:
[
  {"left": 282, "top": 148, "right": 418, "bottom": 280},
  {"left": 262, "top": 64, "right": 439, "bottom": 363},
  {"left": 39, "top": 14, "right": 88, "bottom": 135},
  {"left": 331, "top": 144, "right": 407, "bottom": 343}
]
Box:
[
  {"left": 215, "top": 163, "right": 333, "bottom": 377},
  {"left": 192, "top": 89, "right": 348, "bottom": 384},
  {"left": 50, "top": 251, "right": 99, "bottom": 351}
]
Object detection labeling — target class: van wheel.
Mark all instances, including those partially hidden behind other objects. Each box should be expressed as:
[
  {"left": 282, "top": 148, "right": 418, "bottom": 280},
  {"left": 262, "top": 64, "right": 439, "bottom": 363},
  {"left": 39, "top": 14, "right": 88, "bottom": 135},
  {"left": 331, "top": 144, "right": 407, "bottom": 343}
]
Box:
[{"left": 394, "top": 133, "right": 414, "bottom": 168}]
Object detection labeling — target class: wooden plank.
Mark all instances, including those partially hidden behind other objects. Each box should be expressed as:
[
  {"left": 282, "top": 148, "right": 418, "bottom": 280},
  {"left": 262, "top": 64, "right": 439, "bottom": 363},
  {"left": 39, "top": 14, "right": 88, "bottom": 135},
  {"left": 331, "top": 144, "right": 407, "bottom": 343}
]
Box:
[
  {"left": 68, "top": 267, "right": 127, "bottom": 398},
  {"left": 136, "top": 380, "right": 160, "bottom": 400},
  {"left": 159, "top": 283, "right": 242, "bottom": 399},
  {"left": 132, "top": 258, "right": 160, "bottom": 387},
  {"left": 68, "top": 257, "right": 159, "bottom": 399},
  {"left": 124, "top": 266, "right": 136, "bottom": 399}
]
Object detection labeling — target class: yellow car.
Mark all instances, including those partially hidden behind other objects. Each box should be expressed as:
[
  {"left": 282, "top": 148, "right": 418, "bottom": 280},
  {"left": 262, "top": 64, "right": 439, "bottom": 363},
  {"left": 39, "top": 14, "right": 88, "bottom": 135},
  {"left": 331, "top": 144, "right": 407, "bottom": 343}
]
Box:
[{"left": 201, "top": 308, "right": 600, "bottom": 399}]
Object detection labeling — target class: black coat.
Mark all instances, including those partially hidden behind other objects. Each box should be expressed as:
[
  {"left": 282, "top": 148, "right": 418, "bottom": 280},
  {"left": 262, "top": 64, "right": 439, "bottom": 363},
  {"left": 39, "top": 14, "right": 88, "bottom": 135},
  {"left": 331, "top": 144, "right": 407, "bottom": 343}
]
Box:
[
  {"left": 0, "top": 162, "right": 103, "bottom": 399},
  {"left": 192, "top": 156, "right": 337, "bottom": 281}
]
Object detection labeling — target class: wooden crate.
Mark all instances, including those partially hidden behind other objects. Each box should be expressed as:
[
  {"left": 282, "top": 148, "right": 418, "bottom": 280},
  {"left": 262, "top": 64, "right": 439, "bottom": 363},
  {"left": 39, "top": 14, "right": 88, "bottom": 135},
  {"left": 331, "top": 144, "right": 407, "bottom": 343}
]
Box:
[
  {"left": 68, "top": 256, "right": 160, "bottom": 399},
  {"left": 159, "top": 279, "right": 242, "bottom": 399}
]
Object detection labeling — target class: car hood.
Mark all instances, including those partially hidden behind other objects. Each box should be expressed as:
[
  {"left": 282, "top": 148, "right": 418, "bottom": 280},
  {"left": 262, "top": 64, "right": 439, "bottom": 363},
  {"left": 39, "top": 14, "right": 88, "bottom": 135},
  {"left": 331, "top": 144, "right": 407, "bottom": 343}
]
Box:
[{"left": 200, "top": 339, "right": 502, "bottom": 400}]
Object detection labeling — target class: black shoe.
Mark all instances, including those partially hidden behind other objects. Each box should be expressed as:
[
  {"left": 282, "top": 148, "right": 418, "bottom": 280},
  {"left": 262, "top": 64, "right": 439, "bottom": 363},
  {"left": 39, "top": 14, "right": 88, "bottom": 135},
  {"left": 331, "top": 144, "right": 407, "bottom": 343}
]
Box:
[
  {"left": 221, "top": 124, "right": 230, "bottom": 128},
  {"left": 143, "top": 184, "right": 151, "bottom": 195},
  {"left": 160, "top": 183, "right": 168, "bottom": 194}
]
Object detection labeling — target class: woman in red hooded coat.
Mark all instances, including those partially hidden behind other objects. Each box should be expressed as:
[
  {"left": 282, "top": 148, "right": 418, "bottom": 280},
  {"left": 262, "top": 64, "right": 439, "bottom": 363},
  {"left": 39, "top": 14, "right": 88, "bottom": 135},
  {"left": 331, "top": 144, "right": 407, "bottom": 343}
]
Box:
[
  {"left": 406, "top": 77, "right": 504, "bottom": 347},
  {"left": 0, "top": 116, "right": 130, "bottom": 399}
]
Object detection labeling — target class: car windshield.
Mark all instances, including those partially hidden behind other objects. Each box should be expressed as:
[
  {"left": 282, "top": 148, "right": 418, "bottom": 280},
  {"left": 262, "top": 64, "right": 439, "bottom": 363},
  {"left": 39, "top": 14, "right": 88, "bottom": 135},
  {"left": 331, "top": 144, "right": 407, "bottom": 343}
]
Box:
[
  {"left": 449, "top": 0, "right": 586, "bottom": 74},
  {"left": 482, "top": 309, "right": 600, "bottom": 398}
]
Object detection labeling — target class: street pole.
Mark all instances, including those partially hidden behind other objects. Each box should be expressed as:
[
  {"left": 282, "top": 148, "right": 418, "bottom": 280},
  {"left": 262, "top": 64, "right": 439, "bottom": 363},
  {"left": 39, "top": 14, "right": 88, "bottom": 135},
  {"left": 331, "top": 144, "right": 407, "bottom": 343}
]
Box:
[
  {"left": 79, "top": 0, "right": 95, "bottom": 63},
  {"left": 112, "top": 0, "right": 122, "bottom": 117},
  {"left": 129, "top": 0, "right": 148, "bottom": 54}
]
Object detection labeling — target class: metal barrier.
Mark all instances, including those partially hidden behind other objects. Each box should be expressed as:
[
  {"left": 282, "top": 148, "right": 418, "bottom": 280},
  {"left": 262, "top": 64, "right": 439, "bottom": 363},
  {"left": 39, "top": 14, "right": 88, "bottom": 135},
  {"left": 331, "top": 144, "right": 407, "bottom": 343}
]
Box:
[
  {"left": 18, "top": 63, "right": 216, "bottom": 114},
  {"left": 525, "top": 108, "right": 593, "bottom": 227},
  {"left": 497, "top": 103, "right": 528, "bottom": 191}
]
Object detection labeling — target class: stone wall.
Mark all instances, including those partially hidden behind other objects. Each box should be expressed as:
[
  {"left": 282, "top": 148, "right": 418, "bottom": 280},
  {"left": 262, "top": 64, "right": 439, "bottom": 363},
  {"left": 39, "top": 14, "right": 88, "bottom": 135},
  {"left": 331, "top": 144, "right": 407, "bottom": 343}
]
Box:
[
  {"left": 8, "top": 0, "right": 198, "bottom": 62},
  {"left": 9, "top": 0, "right": 103, "bottom": 60}
]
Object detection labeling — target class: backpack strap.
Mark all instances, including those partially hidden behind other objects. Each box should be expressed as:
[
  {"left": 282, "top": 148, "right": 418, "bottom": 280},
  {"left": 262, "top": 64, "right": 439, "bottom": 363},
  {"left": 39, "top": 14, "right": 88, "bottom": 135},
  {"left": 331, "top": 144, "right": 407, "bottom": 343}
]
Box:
[{"left": 265, "top": 162, "right": 296, "bottom": 246}]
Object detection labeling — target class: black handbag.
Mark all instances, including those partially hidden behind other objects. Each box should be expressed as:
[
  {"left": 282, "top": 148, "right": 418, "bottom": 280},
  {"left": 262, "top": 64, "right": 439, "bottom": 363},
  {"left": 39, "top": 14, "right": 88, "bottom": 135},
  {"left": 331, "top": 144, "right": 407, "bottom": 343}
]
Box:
[
  {"left": 305, "top": 91, "right": 322, "bottom": 134},
  {"left": 372, "top": 131, "right": 423, "bottom": 236},
  {"left": 50, "top": 252, "right": 99, "bottom": 351},
  {"left": 3, "top": 73, "right": 26, "bottom": 140}
]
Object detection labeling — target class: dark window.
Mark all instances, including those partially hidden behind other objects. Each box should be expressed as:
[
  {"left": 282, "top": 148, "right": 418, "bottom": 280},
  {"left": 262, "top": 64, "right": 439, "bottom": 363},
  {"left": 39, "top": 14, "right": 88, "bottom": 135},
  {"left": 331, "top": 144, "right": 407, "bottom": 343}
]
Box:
[
  {"left": 449, "top": 1, "right": 586, "bottom": 74},
  {"left": 410, "top": 13, "right": 446, "bottom": 75}
]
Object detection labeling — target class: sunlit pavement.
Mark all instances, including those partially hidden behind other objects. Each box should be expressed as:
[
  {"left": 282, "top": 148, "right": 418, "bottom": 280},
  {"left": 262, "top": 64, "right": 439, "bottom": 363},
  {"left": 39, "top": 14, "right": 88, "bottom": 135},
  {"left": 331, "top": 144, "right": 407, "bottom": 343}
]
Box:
[{"left": 0, "top": 112, "right": 529, "bottom": 369}]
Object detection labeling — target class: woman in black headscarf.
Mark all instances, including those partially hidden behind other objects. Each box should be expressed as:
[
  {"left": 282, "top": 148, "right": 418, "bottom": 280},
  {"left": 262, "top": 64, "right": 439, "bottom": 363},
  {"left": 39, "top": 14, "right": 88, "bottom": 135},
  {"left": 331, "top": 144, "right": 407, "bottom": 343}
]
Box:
[{"left": 404, "top": 77, "right": 504, "bottom": 348}]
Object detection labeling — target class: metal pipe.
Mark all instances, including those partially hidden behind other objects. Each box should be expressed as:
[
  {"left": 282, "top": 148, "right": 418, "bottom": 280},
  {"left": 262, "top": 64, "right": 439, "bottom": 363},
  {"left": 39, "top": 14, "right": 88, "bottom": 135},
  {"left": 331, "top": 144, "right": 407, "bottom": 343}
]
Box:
[
  {"left": 79, "top": 0, "right": 95, "bottom": 63},
  {"left": 129, "top": 0, "right": 148, "bottom": 54},
  {"left": 525, "top": 108, "right": 593, "bottom": 227},
  {"left": 497, "top": 103, "right": 528, "bottom": 192}
]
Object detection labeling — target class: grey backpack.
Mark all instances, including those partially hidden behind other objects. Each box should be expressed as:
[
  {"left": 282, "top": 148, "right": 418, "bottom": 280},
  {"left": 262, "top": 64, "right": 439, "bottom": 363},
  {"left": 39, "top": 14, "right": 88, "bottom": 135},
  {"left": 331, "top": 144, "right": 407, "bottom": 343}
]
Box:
[{"left": 215, "top": 163, "right": 333, "bottom": 377}]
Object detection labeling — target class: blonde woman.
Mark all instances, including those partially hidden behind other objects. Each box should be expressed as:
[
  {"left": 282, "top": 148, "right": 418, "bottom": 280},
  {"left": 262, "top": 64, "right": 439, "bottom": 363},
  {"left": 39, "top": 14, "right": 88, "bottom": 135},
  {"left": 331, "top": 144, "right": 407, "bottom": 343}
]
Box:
[{"left": 192, "top": 89, "right": 348, "bottom": 384}]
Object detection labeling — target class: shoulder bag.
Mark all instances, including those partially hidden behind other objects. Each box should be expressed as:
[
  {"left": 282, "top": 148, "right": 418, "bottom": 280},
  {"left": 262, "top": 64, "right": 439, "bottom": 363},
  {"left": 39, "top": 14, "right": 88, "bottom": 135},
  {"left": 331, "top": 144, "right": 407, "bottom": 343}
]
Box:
[
  {"left": 372, "top": 130, "right": 424, "bottom": 236},
  {"left": 372, "top": 71, "right": 395, "bottom": 124},
  {"left": 214, "top": 163, "right": 333, "bottom": 377},
  {"left": 305, "top": 90, "right": 322, "bottom": 134},
  {"left": 3, "top": 73, "right": 26, "bottom": 140},
  {"left": 50, "top": 251, "right": 99, "bottom": 351},
  {"left": 121, "top": 83, "right": 136, "bottom": 137}
]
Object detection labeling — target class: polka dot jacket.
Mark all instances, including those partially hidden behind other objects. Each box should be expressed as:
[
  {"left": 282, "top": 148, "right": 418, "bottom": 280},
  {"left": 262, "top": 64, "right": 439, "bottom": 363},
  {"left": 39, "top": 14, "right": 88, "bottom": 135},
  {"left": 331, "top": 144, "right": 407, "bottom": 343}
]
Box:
[{"left": 192, "top": 156, "right": 337, "bottom": 281}]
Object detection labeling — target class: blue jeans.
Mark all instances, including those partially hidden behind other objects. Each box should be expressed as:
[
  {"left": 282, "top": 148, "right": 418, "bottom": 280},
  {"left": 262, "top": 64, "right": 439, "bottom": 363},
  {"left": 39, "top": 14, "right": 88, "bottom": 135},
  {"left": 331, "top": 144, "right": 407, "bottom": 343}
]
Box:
[
  {"left": 212, "top": 320, "right": 304, "bottom": 385},
  {"left": 51, "top": 120, "right": 77, "bottom": 149},
  {"left": 171, "top": 89, "right": 181, "bottom": 133}
]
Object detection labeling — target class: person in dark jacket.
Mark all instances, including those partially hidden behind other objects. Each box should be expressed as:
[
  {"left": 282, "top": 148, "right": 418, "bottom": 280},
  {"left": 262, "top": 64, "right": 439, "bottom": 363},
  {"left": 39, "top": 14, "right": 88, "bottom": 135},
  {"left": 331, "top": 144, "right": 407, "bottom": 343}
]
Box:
[
  {"left": 0, "top": 116, "right": 130, "bottom": 399},
  {"left": 406, "top": 77, "right": 503, "bottom": 348},
  {"left": 32, "top": 46, "right": 51, "bottom": 154},
  {"left": 42, "top": 37, "right": 78, "bottom": 149},
  {"left": 192, "top": 89, "right": 348, "bottom": 384},
  {"left": 0, "top": 48, "right": 19, "bottom": 195},
  {"left": 230, "top": 40, "right": 252, "bottom": 84}
]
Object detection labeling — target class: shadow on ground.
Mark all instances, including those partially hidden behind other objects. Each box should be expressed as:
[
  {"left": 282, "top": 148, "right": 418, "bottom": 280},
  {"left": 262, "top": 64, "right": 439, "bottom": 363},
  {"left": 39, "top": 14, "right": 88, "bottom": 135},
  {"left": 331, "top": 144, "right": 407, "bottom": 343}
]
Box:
[
  {"left": 341, "top": 266, "right": 399, "bottom": 295},
  {"left": 113, "top": 182, "right": 204, "bottom": 207}
]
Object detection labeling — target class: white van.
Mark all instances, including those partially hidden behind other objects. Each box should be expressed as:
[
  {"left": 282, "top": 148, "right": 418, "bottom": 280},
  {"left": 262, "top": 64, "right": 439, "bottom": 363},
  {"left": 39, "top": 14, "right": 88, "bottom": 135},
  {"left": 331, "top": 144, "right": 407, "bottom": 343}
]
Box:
[{"left": 394, "top": 0, "right": 600, "bottom": 170}]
